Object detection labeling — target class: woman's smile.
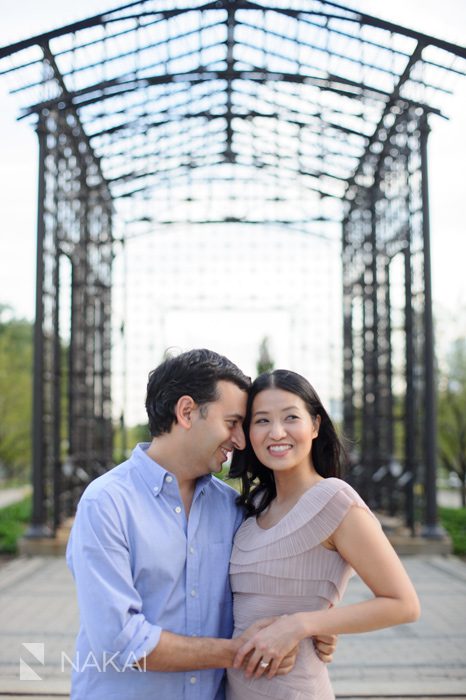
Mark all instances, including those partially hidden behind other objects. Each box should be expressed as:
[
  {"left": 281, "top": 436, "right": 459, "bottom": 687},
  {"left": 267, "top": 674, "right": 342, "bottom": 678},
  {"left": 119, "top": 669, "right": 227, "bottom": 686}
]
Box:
[{"left": 267, "top": 444, "right": 293, "bottom": 456}]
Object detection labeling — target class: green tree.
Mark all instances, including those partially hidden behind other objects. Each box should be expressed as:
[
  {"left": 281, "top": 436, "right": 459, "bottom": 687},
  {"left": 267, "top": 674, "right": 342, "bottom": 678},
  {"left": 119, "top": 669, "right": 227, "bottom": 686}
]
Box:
[
  {"left": 438, "top": 338, "right": 466, "bottom": 507},
  {"left": 113, "top": 420, "right": 151, "bottom": 463},
  {"left": 0, "top": 306, "right": 33, "bottom": 480},
  {"left": 256, "top": 336, "right": 274, "bottom": 375}
]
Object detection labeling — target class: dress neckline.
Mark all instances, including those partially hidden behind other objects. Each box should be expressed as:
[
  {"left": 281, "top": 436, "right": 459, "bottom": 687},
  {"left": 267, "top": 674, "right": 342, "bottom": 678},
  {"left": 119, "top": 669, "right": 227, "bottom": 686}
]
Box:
[{"left": 254, "top": 478, "right": 327, "bottom": 532}]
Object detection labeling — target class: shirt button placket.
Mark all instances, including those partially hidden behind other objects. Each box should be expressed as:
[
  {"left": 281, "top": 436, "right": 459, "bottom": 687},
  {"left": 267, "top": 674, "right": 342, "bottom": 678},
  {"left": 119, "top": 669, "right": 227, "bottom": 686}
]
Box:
[
  {"left": 187, "top": 542, "right": 200, "bottom": 630},
  {"left": 186, "top": 537, "right": 201, "bottom": 673},
  {"left": 186, "top": 495, "right": 202, "bottom": 685},
  {"left": 186, "top": 671, "right": 200, "bottom": 700}
]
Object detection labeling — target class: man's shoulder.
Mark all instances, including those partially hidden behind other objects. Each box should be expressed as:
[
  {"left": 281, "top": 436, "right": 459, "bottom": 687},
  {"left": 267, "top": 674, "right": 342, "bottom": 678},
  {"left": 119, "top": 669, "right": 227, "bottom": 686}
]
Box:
[
  {"left": 79, "top": 460, "right": 134, "bottom": 503},
  {"left": 208, "top": 476, "right": 240, "bottom": 505}
]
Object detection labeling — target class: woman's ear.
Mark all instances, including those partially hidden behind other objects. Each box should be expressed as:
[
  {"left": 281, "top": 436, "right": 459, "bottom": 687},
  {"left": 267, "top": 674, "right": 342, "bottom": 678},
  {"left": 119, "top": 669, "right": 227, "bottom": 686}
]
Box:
[
  {"left": 175, "top": 395, "right": 196, "bottom": 429},
  {"left": 313, "top": 414, "right": 322, "bottom": 438}
]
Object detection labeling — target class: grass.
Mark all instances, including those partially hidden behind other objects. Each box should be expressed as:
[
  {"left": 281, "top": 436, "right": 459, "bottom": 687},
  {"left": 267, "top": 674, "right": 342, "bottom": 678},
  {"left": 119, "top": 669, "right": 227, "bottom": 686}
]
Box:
[
  {"left": 0, "top": 495, "right": 32, "bottom": 554},
  {"left": 439, "top": 506, "right": 466, "bottom": 556}
]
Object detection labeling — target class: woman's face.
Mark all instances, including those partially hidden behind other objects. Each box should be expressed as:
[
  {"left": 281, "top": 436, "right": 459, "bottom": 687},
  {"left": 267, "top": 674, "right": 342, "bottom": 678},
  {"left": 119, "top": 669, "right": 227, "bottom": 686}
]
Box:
[{"left": 249, "top": 388, "right": 320, "bottom": 474}]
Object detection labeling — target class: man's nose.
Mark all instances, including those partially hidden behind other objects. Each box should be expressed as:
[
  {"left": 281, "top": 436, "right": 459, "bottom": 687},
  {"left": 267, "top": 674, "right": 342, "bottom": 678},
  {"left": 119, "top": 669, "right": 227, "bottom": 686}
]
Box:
[{"left": 232, "top": 425, "right": 246, "bottom": 450}]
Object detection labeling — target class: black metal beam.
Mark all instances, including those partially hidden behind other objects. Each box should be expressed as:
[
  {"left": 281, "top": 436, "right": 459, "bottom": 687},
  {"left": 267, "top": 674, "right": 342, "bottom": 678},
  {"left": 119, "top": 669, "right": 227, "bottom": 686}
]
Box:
[
  {"left": 25, "top": 115, "right": 50, "bottom": 538},
  {"left": 419, "top": 114, "right": 443, "bottom": 539},
  {"left": 319, "top": 0, "right": 466, "bottom": 59},
  {"left": 0, "top": 0, "right": 222, "bottom": 59},
  {"left": 344, "top": 42, "right": 426, "bottom": 209}
]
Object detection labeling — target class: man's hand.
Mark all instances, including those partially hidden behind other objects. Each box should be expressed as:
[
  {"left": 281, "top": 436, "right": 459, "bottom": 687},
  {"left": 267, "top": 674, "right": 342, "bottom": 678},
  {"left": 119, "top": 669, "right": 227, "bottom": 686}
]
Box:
[{"left": 313, "top": 634, "right": 337, "bottom": 663}]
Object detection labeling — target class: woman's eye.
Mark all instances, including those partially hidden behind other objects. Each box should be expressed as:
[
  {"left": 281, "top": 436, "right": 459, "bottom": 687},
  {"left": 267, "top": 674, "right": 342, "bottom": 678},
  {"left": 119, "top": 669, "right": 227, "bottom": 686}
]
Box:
[{"left": 286, "top": 415, "right": 299, "bottom": 420}]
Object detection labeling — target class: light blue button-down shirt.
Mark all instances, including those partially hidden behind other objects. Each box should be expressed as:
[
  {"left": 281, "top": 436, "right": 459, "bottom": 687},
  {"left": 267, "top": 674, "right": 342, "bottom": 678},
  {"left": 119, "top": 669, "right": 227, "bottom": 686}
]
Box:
[{"left": 66, "top": 443, "right": 244, "bottom": 700}]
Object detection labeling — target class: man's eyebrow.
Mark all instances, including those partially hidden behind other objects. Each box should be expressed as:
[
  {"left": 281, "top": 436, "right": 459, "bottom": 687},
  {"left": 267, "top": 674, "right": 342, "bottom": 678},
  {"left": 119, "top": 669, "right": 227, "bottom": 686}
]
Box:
[{"left": 227, "top": 413, "right": 245, "bottom": 420}]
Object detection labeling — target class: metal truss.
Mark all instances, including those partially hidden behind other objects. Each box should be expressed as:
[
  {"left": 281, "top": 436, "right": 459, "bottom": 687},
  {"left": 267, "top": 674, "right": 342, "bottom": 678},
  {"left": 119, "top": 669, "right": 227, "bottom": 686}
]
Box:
[{"left": 0, "top": 0, "right": 465, "bottom": 534}]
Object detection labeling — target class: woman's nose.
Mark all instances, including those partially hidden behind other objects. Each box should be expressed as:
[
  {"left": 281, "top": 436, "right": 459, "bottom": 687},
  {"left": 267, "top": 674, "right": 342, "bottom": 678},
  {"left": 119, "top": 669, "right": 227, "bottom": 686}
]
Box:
[{"left": 269, "top": 421, "right": 286, "bottom": 440}]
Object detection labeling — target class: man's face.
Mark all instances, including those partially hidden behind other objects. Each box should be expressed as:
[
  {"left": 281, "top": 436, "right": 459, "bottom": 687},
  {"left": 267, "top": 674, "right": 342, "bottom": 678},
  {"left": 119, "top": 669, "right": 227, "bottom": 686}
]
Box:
[{"left": 190, "top": 380, "right": 247, "bottom": 474}]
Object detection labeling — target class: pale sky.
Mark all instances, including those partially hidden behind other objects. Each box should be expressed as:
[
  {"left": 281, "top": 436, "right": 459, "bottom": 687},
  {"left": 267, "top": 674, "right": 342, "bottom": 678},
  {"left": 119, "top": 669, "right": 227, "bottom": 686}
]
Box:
[{"left": 0, "top": 0, "right": 465, "bottom": 417}]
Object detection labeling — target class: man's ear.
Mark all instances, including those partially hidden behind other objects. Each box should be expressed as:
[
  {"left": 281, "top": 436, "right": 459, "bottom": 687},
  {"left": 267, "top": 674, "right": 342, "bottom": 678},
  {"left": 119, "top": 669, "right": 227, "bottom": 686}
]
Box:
[{"left": 175, "top": 395, "right": 196, "bottom": 429}]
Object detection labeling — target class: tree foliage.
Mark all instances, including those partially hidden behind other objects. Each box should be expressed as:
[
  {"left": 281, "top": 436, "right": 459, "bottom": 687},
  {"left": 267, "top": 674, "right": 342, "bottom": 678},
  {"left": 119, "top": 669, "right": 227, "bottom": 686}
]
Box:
[
  {"left": 113, "top": 420, "right": 151, "bottom": 463},
  {"left": 0, "top": 306, "right": 33, "bottom": 480},
  {"left": 438, "top": 338, "right": 466, "bottom": 507},
  {"left": 256, "top": 336, "right": 274, "bottom": 375}
]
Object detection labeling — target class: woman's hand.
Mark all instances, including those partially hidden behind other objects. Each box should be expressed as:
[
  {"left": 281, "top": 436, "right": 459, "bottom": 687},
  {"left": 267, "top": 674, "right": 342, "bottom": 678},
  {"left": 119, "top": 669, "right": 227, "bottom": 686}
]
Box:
[{"left": 233, "top": 613, "right": 306, "bottom": 679}]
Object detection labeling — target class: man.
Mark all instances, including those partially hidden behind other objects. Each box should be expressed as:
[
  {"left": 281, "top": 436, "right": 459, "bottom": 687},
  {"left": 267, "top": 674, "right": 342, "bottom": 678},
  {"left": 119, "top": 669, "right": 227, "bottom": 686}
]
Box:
[{"left": 67, "top": 349, "right": 334, "bottom": 699}]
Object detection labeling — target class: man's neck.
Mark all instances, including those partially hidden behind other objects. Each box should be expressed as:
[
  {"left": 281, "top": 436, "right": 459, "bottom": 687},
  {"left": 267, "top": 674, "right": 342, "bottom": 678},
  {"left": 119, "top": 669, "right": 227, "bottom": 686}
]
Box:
[{"left": 145, "top": 437, "right": 202, "bottom": 502}]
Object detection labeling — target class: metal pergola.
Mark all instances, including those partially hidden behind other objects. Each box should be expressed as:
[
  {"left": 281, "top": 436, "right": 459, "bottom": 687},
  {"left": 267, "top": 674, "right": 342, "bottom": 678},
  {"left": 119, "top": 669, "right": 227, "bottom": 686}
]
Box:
[{"left": 0, "top": 0, "right": 464, "bottom": 536}]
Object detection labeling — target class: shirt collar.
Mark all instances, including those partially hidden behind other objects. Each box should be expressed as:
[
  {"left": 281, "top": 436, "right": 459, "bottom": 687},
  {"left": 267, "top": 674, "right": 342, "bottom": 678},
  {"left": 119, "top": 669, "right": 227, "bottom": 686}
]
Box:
[
  {"left": 132, "top": 442, "right": 213, "bottom": 497},
  {"left": 132, "top": 443, "right": 168, "bottom": 496},
  {"left": 195, "top": 473, "right": 213, "bottom": 497}
]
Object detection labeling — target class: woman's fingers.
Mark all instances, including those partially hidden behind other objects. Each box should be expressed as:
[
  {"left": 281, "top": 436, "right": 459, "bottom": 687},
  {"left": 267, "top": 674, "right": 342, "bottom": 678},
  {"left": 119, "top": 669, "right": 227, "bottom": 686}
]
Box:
[
  {"left": 233, "top": 640, "right": 254, "bottom": 669},
  {"left": 235, "top": 617, "right": 301, "bottom": 678},
  {"left": 245, "top": 648, "right": 266, "bottom": 677},
  {"left": 269, "top": 645, "right": 298, "bottom": 677},
  {"left": 255, "top": 656, "right": 274, "bottom": 678},
  {"left": 236, "top": 642, "right": 298, "bottom": 679}
]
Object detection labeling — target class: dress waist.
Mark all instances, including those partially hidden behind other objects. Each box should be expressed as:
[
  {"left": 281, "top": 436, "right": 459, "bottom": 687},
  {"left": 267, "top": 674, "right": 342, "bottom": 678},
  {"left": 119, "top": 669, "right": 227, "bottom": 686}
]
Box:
[{"left": 226, "top": 638, "right": 334, "bottom": 700}]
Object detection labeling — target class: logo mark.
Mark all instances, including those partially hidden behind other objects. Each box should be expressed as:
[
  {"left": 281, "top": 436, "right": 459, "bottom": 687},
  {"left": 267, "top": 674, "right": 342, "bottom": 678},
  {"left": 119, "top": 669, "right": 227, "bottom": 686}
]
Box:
[{"left": 20, "top": 642, "right": 44, "bottom": 681}]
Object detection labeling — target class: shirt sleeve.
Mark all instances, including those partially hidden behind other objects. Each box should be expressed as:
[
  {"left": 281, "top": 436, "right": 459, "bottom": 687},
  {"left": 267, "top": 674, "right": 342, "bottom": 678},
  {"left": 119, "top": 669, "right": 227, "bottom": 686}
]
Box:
[{"left": 66, "top": 490, "right": 161, "bottom": 669}]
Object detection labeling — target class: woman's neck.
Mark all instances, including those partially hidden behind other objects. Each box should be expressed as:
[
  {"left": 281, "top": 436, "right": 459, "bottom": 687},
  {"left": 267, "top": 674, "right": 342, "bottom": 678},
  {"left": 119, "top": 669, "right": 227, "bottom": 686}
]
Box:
[{"left": 273, "top": 465, "right": 323, "bottom": 505}]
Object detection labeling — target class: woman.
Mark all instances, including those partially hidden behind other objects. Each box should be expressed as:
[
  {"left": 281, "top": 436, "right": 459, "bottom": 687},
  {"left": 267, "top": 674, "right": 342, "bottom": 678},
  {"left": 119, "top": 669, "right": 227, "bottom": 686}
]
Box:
[{"left": 227, "top": 369, "right": 420, "bottom": 700}]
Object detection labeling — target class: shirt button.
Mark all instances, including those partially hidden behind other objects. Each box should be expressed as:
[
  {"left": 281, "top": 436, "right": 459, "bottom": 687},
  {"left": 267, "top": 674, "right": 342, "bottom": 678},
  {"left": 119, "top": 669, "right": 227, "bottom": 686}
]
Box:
[
  {"left": 166, "top": 475, "right": 173, "bottom": 483},
  {"left": 174, "top": 506, "right": 182, "bottom": 514},
  {"left": 190, "top": 676, "right": 197, "bottom": 684},
  {"left": 190, "top": 589, "right": 197, "bottom": 597},
  {"left": 153, "top": 486, "right": 159, "bottom": 493},
  {"left": 189, "top": 546, "right": 195, "bottom": 554}
]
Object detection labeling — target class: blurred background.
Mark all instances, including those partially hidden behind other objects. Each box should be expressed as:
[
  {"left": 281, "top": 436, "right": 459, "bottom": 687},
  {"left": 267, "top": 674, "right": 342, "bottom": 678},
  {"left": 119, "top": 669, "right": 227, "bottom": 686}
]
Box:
[{"left": 0, "top": 0, "right": 464, "bottom": 553}]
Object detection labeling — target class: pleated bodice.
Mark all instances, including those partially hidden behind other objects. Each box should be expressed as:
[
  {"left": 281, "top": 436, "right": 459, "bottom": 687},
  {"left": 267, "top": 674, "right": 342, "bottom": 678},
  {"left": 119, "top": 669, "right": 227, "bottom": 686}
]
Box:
[{"left": 226, "top": 478, "right": 375, "bottom": 700}]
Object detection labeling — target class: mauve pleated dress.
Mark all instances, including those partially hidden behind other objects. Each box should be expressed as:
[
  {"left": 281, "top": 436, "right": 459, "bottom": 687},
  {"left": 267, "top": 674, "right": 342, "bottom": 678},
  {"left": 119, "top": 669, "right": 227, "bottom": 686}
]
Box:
[{"left": 227, "top": 478, "right": 377, "bottom": 700}]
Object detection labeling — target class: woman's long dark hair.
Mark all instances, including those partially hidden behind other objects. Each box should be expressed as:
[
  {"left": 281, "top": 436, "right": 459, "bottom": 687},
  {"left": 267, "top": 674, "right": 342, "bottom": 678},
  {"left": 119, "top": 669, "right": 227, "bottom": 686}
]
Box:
[{"left": 230, "top": 369, "right": 347, "bottom": 518}]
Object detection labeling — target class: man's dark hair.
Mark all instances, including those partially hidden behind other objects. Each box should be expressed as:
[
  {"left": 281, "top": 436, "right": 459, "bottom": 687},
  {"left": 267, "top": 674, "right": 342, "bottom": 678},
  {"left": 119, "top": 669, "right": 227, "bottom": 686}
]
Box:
[{"left": 145, "top": 348, "right": 250, "bottom": 437}]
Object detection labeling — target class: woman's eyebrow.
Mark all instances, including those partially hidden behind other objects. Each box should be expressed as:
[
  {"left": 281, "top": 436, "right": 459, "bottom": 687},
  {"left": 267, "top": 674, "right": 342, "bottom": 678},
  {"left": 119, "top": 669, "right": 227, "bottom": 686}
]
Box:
[{"left": 253, "top": 405, "right": 300, "bottom": 416}]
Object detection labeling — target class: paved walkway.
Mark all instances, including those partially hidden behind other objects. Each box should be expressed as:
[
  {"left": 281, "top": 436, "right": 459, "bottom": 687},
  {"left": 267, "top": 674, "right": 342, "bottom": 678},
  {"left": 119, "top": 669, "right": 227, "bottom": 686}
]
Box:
[
  {"left": 0, "top": 485, "right": 31, "bottom": 510},
  {"left": 0, "top": 555, "right": 465, "bottom": 699}
]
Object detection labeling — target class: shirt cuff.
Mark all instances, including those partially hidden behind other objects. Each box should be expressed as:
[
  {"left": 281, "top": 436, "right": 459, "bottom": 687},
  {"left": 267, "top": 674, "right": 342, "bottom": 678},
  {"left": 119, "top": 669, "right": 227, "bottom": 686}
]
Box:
[{"left": 115, "top": 619, "right": 162, "bottom": 671}]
